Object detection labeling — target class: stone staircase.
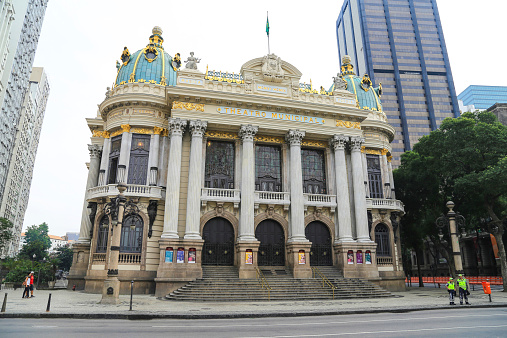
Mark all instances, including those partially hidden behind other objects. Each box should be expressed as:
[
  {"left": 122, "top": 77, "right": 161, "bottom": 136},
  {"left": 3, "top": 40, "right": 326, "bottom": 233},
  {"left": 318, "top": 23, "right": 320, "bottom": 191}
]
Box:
[{"left": 166, "top": 266, "right": 392, "bottom": 301}]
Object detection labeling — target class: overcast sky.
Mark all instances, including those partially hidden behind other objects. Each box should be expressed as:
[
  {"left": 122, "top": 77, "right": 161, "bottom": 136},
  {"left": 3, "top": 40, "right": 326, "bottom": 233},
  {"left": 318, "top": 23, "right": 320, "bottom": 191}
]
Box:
[{"left": 25, "top": 0, "right": 507, "bottom": 236}]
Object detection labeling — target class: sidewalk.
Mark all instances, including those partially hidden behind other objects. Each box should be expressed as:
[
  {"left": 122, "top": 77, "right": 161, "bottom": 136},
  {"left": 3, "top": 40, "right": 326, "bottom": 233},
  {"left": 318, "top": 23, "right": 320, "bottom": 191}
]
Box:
[{"left": 1, "top": 286, "right": 506, "bottom": 319}]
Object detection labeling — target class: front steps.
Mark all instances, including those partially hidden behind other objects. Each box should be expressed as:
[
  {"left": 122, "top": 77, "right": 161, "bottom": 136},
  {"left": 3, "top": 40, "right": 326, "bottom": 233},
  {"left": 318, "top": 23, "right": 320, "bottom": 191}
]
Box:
[{"left": 166, "top": 266, "right": 392, "bottom": 301}]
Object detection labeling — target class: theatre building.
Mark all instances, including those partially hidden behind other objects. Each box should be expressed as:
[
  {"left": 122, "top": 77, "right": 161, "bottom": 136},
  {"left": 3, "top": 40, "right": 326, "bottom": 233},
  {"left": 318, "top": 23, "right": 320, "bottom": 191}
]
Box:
[{"left": 69, "top": 27, "right": 405, "bottom": 297}]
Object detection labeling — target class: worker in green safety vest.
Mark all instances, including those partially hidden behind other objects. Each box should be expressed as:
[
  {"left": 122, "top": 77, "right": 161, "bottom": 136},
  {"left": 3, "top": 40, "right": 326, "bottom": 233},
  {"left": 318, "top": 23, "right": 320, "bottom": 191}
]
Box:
[
  {"left": 457, "top": 274, "right": 470, "bottom": 305},
  {"left": 445, "top": 277, "right": 456, "bottom": 305}
]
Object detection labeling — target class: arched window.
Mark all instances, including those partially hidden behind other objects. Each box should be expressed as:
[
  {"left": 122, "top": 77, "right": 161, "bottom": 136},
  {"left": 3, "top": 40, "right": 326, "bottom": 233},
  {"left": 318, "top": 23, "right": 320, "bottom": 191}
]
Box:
[
  {"left": 205, "top": 141, "right": 235, "bottom": 189},
  {"left": 375, "top": 223, "right": 391, "bottom": 257},
  {"left": 127, "top": 134, "right": 150, "bottom": 185},
  {"left": 301, "top": 148, "right": 326, "bottom": 194},
  {"left": 96, "top": 216, "right": 109, "bottom": 253},
  {"left": 120, "top": 214, "right": 144, "bottom": 253}
]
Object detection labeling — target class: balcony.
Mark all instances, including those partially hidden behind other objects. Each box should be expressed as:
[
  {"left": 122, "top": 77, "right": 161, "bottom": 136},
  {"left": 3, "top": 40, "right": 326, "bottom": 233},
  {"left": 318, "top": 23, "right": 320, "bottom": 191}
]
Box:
[
  {"left": 201, "top": 188, "right": 241, "bottom": 208},
  {"left": 254, "top": 191, "right": 291, "bottom": 210},
  {"left": 303, "top": 193, "right": 337, "bottom": 211},
  {"left": 87, "top": 184, "right": 165, "bottom": 200},
  {"left": 377, "top": 256, "right": 393, "bottom": 266},
  {"left": 366, "top": 198, "right": 405, "bottom": 213}
]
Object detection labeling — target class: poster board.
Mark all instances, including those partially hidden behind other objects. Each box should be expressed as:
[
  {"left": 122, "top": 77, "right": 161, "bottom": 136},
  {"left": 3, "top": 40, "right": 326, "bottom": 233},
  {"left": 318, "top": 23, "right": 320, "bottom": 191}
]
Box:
[
  {"left": 165, "top": 247, "right": 173, "bottom": 263},
  {"left": 188, "top": 248, "right": 196, "bottom": 263},
  {"left": 245, "top": 249, "right": 253, "bottom": 264},
  {"left": 356, "top": 250, "right": 363, "bottom": 264},
  {"left": 347, "top": 250, "right": 354, "bottom": 264},
  {"left": 176, "top": 247, "right": 185, "bottom": 263},
  {"left": 298, "top": 250, "right": 306, "bottom": 264},
  {"left": 365, "top": 250, "right": 372, "bottom": 264}
]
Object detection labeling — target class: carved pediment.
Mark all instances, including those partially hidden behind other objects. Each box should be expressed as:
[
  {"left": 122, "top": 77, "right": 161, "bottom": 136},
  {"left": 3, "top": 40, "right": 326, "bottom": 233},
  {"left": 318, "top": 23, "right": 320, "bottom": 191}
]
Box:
[{"left": 240, "top": 54, "right": 302, "bottom": 85}]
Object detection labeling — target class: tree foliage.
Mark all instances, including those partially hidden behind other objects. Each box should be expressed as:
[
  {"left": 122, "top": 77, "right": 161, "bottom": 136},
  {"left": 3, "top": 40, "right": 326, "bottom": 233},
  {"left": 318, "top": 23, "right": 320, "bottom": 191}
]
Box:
[
  {"left": 55, "top": 245, "right": 73, "bottom": 271},
  {"left": 0, "top": 217, "right": 14, "bottom": 252},
  {"left": 394, "top": 111, "right": 507, "bottom": 289},
  {"left": 18, "top": 223, "right": 52, "bottom": 261}
]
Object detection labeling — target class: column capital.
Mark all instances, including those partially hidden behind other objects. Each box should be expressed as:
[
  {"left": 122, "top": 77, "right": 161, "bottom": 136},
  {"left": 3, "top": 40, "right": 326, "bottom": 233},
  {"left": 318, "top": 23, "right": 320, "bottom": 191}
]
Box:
[
  {"left": 238, "top": 124, "right": 258, "bottom": 142},
  {"left": 153, "top": 126, "right": 164, "bottom": 135},
  {"left": 169, "top": 118, "right": 188, "bottom": 137},
  {"left": 88, "top": 144, "right": 103, "bottom": 159},
  {"left": 189, "top": 120, "right": 207, "bottom": 137},
  {"left": 285, "top": 129, "right": 305, "bottom": 146},
  {"left": 120, "top": 124, "right": 131, "bottom": 133},
  {"left": 350, "top": 136, "right": 365, "bottom": 151},
  {"left": 330, "top": 135, "right": 349, "bottom": 151}
]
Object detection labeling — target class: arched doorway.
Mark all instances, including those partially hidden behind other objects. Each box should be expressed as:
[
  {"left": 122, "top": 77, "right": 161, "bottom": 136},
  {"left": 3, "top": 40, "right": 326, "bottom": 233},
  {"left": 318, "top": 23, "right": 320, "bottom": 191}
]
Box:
[
  {"left": 305, "top": 221, "right": 333, "bottom": 266},
  {"left": 255, "top": 220, "right": 285, "bottom": 266},
  {"left": 375, "top": 223, "right": 391, "bottom": 257},
  {"left": 202, "top": 218, "right": 235, "bottom": 265}
]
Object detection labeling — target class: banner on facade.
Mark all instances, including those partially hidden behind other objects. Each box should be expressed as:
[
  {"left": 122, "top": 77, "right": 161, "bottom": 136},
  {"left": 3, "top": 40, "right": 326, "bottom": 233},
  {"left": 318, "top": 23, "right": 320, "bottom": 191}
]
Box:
[
  {"left": 188, "top": 248, "right": 196, "bottom": 263},
  {"left": 165, "top": 247, "right": 173, "bottom": 263},
  {"left": 298, "top": 250, "right": 306, "bottom": 264},
  {"left": 356, "top": 250, "right": 363, "bottom": 264},
  {"left": 245, "top": 249, "right": 253, "bottom": 264},
  {"left": 176, "top": 248, "right": 185, "bottom": 263},
  {"left": 365, "top": 250, "right": 372, "bottom": 264},
  {"left": 347, "top": 250, "right": 354, "bottom": 264}
]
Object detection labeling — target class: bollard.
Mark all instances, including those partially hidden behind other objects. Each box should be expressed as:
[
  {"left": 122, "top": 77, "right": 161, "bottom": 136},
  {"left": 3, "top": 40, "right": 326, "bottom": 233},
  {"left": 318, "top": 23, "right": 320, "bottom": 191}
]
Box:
[
  {"left": 1, "top": 293, "right": 7, "bottom": 312},
  {"left": 72, "top": 285, "right": 76, "bottom": 291},
  {"left": 129, "top": 280, "right": 134, "bottom": 311},
  {"left": 46, "top": 293, "right": 51, "bottom": 312}
]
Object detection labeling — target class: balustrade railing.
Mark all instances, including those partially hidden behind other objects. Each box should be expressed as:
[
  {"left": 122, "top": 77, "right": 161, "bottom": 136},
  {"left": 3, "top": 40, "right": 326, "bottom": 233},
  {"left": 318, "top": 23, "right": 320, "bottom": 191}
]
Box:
[
  {"left": 92, "top": 253, "right": 106, "bottom": 263},
  {"left": 118, "top": 253, "right": 141, "bottom": 264},
  {"left": 87, "top": 184, "right": 165, "bottom": 200},
  {"left": 303, "top": 194, "right": 337, "bottom": 209},
  {"left": 366, "top": 198, "right": 405, "bottom": 212},
  {"left": 377, "top": 256, "right": 393, "bottom": 266}
]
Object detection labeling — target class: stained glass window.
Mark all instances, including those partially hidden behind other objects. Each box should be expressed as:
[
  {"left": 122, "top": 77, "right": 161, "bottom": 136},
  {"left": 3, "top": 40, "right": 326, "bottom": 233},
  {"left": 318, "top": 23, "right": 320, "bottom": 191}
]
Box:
[
  {"left": 96, "top": 216, "right": 109, "bottom": 253},
  {"left": 255, "top": 145, "right": 282, "bottom": 192},
  {"left": 205, "top": 141, "right": 235, "bottom": 189},
  {"left": 120, "top": 214, "right": 143, "bottom": 253},
  {"left": 367, "top": 154, "right": 383, "bottom": 198},
  {"left": 108, "top": 135, "right": 122, "bottom": 184},
  {"left": 127, "top": 134, "right": 150, "bottom": 185},
  {"left": 301, "top": 148, "right": 326, "bottom": 194},
  {"left": 375, "top": 223, "right": 391, "bottom": 256}
]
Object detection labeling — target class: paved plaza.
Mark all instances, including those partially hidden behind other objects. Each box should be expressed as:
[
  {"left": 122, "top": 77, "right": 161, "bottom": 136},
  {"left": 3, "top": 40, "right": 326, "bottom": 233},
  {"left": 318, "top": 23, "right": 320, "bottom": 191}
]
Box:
[{"left": 1, "top": 286, "right": 506, "bottom": 319}]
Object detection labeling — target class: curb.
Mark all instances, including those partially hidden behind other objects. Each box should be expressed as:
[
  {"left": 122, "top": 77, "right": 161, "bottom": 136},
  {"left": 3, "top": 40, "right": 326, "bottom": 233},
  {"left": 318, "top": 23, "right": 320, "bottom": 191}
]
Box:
[{"left": 1, "top": 303, "right": 507, "bottom": 320}]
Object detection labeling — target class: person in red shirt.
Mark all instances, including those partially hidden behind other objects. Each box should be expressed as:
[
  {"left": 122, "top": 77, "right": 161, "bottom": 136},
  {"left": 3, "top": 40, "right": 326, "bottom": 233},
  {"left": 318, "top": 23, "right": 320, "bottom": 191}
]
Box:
[{"left": 29, "top": 271, "right": 35, "bottom": 297}]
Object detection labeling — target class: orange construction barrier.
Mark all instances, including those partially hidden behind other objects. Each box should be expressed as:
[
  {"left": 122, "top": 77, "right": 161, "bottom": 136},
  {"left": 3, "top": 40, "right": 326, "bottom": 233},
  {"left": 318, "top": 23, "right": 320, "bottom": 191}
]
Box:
[{"left": 406, "top": 276, "right": 503, "bottom": 285}]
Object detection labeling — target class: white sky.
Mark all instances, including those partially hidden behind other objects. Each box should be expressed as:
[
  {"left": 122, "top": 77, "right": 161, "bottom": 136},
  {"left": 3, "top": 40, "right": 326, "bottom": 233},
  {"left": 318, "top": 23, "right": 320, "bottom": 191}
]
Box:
[{"left": 25, "top": 0, "right": 507, "bottom": 236}]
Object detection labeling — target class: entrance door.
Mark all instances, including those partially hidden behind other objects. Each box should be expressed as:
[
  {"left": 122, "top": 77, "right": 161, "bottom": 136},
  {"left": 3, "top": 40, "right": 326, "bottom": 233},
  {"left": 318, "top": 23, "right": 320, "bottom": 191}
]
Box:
[
  {"left": 255, "top": 220, "right": 285, "bottom": 266},
  {"left": 305, "top": 221, "right": 333, "bottom": 266},
  {"left": 202, "top": 218, "right": 235, "bottom": 265}
]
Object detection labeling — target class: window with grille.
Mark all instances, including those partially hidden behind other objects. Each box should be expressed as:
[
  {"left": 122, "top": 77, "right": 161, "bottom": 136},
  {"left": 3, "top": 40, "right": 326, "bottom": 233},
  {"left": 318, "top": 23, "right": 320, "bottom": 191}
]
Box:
[
  {"left": 301, "top": 148, "right": 326, "bottom": 194},
  {"left": 120, "top": 214, "right": 143, "bottom": 253},
  {"left": 367, "top": 154, "right": 383, "bottom": 198},
  {"left": 375, "top": 223, "right": 391, "bottom": 256},
  {"left": 108, "top": 135, "right": 122, "bottom": 184},
  {"left": 127, "top": 134, "right": 150, "bottom": 185},
  {"left": 255, "top": 145, "right": 282, "bottom": 192},
  {"left": 96, "top": 216, "right": 109, "bottom": 253},
  {"left": 204, "top": 140, "right": 235, "bottom": 189}
]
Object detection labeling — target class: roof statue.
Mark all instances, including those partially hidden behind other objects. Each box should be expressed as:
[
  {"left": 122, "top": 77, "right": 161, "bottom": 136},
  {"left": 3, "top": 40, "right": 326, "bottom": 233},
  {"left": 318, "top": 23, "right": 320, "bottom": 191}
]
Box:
[
  {"left": 262, "top": 53, "right": 284, "bottom": 83},
  {"left": 184, "top": 52, "right": 201, "bottom": 70},
  {"left": 172, "top": 53, "right": 181, "bottom": 71},
  {"left": 332, "top": 73, "right": 347, "bottom": 92}
]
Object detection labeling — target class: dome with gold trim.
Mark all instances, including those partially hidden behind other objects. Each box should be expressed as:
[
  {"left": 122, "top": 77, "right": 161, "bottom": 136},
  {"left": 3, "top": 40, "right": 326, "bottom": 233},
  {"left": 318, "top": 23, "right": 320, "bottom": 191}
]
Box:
[
  {"left": 332, "top": 55, "right": 383, "bottom": 112},
  {"left": 114, "top": 27, "right": 178, "bottom": 87}
]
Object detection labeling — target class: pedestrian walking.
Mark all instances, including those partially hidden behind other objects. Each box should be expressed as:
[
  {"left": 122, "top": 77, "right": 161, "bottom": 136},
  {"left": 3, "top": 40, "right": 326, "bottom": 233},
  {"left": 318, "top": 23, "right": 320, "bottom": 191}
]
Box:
[
  {"left": 22, "top": 274, "right": 31, "bottom": 299},
  {"left": 457, "top": 274, "right": 470, "bottom": 305},
  {"left": 29, "top": 271, "right": 35, "bottom": 297},
  {"left": 445, "top": 277, "right": 456, "bottom": 305}
]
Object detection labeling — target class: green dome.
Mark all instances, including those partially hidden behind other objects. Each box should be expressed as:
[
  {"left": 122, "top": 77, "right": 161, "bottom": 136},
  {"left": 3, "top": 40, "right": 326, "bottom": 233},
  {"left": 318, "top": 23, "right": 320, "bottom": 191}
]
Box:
[
  {"left": 334, "top": 56, "right": 383, "bottom": 112},
  {"left": 114, "top": 27, "right": 177, "bottom": 87}
]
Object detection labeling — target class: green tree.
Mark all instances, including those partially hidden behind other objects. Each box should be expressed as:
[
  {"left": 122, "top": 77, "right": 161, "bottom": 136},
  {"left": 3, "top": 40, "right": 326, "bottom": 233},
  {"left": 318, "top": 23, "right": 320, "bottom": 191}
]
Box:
[
  {"left": 18, "top": 222, "right": 52, "bottom": 261},
  {"left": 55, "top": 245, "right": 73, "bottom": 271},
  {"left": 0, "top": 217, "right": 14, "bottom": 252},
  {"left": 395, "top": 111, "right": 507, "bottom": 290}
]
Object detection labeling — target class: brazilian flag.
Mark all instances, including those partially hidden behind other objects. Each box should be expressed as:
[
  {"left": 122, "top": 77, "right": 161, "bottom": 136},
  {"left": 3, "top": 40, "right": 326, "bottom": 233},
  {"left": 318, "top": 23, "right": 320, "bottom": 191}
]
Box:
[{"left": 266, "top": 15, "right": 270, "bottom": 36}]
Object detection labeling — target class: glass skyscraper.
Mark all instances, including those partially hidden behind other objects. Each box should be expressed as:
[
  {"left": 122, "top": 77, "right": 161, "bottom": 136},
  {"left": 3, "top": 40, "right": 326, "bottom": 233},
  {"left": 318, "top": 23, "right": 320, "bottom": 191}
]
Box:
[
  {"left": 336, "top": 0, "right": 459, "bottom": 166},
  {"left": 458, "top": 85, "right": 507, "bottom": 111}
]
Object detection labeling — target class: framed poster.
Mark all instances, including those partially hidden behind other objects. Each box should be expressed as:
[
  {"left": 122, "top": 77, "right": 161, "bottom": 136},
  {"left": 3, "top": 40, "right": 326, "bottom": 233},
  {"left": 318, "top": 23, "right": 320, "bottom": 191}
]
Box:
[
  {"left": 176, "top": 247, "right": 185, "bottom": 263},
  {"left": 165, "top": 247, "right": 173, "bottom": 263},
  {"left": 347, "top": 250, "right": 354, "bottom": 264},
  {"left": 245, "top": 249, "right": 253, "bottom": 264},
  {"left": 188, "top": 248, "right": 196, "bottom": 263},
  {"left": 365, "top": 250, "right": 372, "bottom": 264},
  {"left": 298, "top": 250, "right": 306, "bottom": 264},
  {"left": 356, "top": 250, "right": 363, "bottom": 264}
]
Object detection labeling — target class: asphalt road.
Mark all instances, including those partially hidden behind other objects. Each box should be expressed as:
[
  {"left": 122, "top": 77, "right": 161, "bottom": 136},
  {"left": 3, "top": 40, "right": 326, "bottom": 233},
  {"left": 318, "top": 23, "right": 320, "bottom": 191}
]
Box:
[{"left": 2, "top": 307, "right": 507, "bottom": 337}]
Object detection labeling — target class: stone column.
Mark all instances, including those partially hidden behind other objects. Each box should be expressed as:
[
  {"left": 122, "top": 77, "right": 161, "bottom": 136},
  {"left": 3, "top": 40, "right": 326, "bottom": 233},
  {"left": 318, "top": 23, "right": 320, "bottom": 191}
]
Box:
[
  {"left": 117, "top": 124, "right": 131, "bottom": 183},
  {"left": 238, "top": 124, "right": 258, "bottom": 242},
  {"left": 350, "top": 137, "right": 371, "bottom": 242},
  {"left": 380, "top": 149, "right": 391, "bottom": 198},
  {"left": 98, "top": 135, "right": 110, "bottom": 186},
  {"left": 161, "top": 119, "right": 187, "bottom": 239},
  {"left": 388, "top": 157, "right": 396, "bottom": 199},
  {"left": 149, "top": 127, "right": 162, "bottom": 186},
  {"left": 184, "top": 120, "right": 207, "bottom": 239},
  {"left": 77, "top": 144, "right": 102, "bottom": 243},
  {"left": 286, "top": 130, "right": 307, "bottom": 242},
  {"left": 330, "top": 135, "right": 354, "bottom": 243}
]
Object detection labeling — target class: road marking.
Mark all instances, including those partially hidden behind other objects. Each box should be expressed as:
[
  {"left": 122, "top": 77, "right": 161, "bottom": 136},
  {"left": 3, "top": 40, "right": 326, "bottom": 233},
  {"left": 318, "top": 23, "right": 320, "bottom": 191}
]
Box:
[
  {"left": 242, "top": 324, "right": 507, "bottom": 337},
  {"left": 151, "top": 313, "right": 507, "bottom": 328}
]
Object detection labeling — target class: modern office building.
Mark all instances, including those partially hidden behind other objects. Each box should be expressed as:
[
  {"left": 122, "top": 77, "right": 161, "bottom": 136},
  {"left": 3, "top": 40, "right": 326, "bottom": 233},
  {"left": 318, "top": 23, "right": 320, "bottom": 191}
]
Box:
[
  {"left": 458, "top": 85, "right": 507, "bottom": 111},
  {"left": 336, "top": 0, "right": 460, "bottom": 166},
  {"left": 0, "top": 0, "right": 48, "bottom": 207},
  {"left": 68, "top": 27, "right": 406, "bottom": 299},
  {"left": 0, "top": 67, "right": 49, "bottom": 257}
]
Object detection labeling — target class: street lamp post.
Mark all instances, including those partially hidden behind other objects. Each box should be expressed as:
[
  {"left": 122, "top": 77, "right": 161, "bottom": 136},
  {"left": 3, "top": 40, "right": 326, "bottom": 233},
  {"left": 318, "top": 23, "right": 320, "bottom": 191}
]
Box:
[
  {"left": 436, "top": 201, "right": 466, "bottom": 277},
  {"left": 100, "top": 182, "right": 139, "bottom": 304},
  {"left": 37, "top": 257, "right": 46, "bottom": 289}
]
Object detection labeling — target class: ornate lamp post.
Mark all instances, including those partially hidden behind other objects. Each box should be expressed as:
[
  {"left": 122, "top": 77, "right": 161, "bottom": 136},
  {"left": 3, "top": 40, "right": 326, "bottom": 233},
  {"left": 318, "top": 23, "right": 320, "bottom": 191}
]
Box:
[
  {"left": 436, "top": 201, "right": 466, "bottom": 276},
  {"left": 100, "top": 182, "right": 139, "bottom": 304}
]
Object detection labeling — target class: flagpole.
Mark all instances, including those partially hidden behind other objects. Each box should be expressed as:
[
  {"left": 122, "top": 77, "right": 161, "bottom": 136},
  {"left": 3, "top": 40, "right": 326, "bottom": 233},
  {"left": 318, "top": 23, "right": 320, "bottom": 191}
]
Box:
[{"left": 267, "top": 11, "right": 270, "bottom": 55}]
